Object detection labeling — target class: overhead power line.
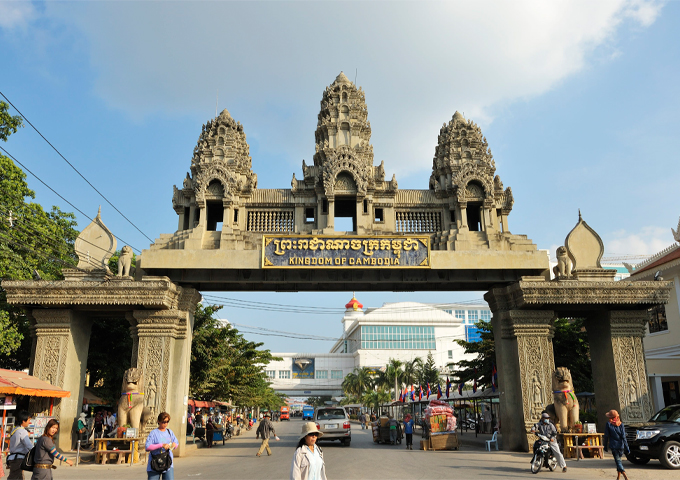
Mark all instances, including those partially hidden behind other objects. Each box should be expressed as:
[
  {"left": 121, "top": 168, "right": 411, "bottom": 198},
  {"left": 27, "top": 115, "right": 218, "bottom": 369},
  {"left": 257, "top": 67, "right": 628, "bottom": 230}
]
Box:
[
  {"left": 0, "top": 91, "right": 154, "bottom": 243},
  {"left": 0, "top": 146, "right": 142, "bottom": 253}
]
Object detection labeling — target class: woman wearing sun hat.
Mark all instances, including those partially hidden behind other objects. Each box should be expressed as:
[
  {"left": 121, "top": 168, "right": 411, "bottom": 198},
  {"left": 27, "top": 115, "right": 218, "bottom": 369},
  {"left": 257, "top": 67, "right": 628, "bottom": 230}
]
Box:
[
  {"left": 290, "top": 422, "right": 327, "bottom": 480},
  {"left": 603, "top": 409, "right": 630, "bottom": 480}
]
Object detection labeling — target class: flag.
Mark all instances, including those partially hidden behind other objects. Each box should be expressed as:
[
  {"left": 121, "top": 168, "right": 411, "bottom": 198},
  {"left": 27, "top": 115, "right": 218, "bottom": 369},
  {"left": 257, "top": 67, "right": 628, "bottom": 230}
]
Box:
[
  {"left": 446, "top": 376, "right": 450, "bottom": 398},
  {"left": 458, "top": 382, "right": 463, "bottom": 395},
  {"left": 410, "top": 385, "right": 415, "bottom": 402},
  {"left": 473, "top": 377, "right": 477, "bottom": 393},
  {"left": 437, "top": 384, "right": 442, "bottom": 399},
  {"left": 427, "top": 383, "right": 432, "bottom": 398},
  {"left": 418, "top": 385, "right": 423, "bottom": 400},
  {"left": 491, "top": 364, "right": 498, "bottom": 393}
]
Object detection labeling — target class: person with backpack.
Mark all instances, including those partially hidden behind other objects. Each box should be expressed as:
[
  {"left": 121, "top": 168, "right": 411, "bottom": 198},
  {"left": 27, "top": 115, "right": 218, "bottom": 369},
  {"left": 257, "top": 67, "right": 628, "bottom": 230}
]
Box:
[
  {"left": 145, "top": 412, "right": 178, "bottom": 480},
  {"left": 31, "top": 418, "right": 74, "bottom": 479},
  {"left": 6, "top": 411, "right": 33, "bottom": 479}
]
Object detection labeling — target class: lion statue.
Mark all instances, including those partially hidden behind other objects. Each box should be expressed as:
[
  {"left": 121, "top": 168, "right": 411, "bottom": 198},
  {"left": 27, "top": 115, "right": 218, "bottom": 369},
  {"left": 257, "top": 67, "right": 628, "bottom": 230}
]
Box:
[
  {"left": 553, "top": 246, "right": 572, "bottom": 278},
  {"left": 117, "top": 368, "right": 152, "bottom": 430},
  {"left": 117, "top": 246, "right": 133, "bottom": 277},
  {"left": 544, "top": 367, "right": 579, "bottom": 433}
]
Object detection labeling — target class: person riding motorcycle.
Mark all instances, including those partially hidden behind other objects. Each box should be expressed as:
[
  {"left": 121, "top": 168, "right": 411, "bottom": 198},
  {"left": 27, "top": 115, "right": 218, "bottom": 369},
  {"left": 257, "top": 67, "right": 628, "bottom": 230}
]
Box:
[{"left": 531, "top": 413, "right": 567, "bottom": 473}]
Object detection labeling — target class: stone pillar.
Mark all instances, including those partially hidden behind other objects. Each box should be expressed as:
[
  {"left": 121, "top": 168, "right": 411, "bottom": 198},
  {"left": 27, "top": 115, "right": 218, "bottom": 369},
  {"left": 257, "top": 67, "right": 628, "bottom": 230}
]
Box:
[
  {"left": 188, "top": 203, "right": 197, "bottom": 229},
  {"left": 29, "top": 309, "right": 92, "bottom": 451},
  {"left": 176, "top": 209, "right": 185, "bottom": 232},
  {"left": 222, "top": 201, "right": 233, "bottom": 234},
  {"left": 649, "top": 375, "right": 665, "bottom": 412},
  {"left": 586, "top": 310, "right": 654, "bottom": 429},
  {"left": 459, "top": 202, "right": 468, "bottom": 232},
  {"left": 132, "top": 288, "right": 199, "bottom": 458},
  {"left": 490, "top": 309, "right": 555, "bottom": 451},
  {"left": 326, "top": 198, "right": 335, "bottom": 231},
  {"left": 500, "top": 211, "right": 509, "bottom": 233}
]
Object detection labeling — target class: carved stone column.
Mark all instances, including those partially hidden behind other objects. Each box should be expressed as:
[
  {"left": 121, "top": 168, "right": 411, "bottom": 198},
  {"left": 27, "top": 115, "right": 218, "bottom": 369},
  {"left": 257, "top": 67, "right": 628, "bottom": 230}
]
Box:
[
  {"left": 459, "top": 202, "right": 468, "bottom": 231},
  {"left": 29, "top": 309, "right": 92, "bottom": 451},
  {"left": 586, "top": 310, "right": 654, "bottom": 428},
  {"left": 490, "top": 309, "right": 555, "bottom": 452}
]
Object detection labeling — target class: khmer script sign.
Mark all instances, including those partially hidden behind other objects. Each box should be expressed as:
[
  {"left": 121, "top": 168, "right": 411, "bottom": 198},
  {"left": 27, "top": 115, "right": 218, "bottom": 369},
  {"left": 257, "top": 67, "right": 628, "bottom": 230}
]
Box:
[{"left": 262, "top": 235, "right": 430, "bottom": 268}]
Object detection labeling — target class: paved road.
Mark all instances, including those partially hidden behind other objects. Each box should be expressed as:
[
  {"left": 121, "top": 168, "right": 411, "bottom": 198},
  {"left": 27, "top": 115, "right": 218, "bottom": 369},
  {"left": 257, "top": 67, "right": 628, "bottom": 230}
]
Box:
[{"left": 60, "top": 418, "right": 680, "bottom": 480}]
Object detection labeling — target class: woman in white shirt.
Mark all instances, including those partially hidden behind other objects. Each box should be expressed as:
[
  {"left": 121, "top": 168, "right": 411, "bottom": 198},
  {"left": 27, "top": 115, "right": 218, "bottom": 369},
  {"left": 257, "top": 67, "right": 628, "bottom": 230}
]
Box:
[{"left": 290, "top": 422, "right": 327, "bottom": 480}]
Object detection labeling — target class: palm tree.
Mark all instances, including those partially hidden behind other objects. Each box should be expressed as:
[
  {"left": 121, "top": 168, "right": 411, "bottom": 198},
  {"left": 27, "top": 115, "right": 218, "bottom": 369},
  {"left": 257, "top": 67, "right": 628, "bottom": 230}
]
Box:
[
  {"left": 403, "top": 357, "right": 422, "bottom": 387},
  {"left": 363, "top": 387, "right": 392, "bottom": 413},
  {"left": 342, "top": 371, "right": 359, "bottom": 398},
  {"left": 385, "top": 358, "right": 404, "bottom": 401},
  {"left": 355, "top": 367, "right": 374, "bottom": 398}
]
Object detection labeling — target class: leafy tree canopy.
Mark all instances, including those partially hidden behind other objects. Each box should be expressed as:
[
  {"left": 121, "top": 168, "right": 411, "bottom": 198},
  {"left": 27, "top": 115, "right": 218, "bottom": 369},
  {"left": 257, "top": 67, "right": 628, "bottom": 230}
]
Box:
[
  {"left": 0, "top": 102, "right": 78, "bottom": 368},
  {"left": 190, "top": 304, "right": 282, "bottom": 407}
]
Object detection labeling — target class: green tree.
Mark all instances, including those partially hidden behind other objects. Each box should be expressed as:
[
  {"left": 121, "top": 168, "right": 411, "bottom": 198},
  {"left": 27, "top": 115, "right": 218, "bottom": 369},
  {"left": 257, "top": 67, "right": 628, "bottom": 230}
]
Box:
[
  {"left": 402, "top": 358, "right": 422, "bottom": 386},
  {"left": 553, "top": 318, "right": 593, "bottom": 393},
  {"left": 108, "top": 249, "right": 136, "bottom": 275},
  {"left": 306, "top": 396, "right": 332, "bottom": 407},
  {"left": 189, "top": 304, "right": 280, "bottom": 404},
  {"left": 363, "top": 388, "right": 391, "bottom": 412},
  {"left": 418, "top": 352, "right": 440, "bottom": 387},
  {"left": 87, "top": 318, "right": 133, "bottom": 404},
  {"left": 0, "top": 102, "right": 78, "bottom": 368},
  {"left": 450, "top": 320, "right": 495, "bottom": 389}
]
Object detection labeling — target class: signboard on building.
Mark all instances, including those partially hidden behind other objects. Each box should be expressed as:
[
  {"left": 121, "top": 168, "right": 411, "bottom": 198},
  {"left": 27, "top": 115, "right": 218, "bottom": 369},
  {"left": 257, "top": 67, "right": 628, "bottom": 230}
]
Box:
[
  {"left": 292, "top": 358, "right": 315, "bottom": 379},
  {"left": 262, "top": 235, "right": 430, "bottom": 268}
]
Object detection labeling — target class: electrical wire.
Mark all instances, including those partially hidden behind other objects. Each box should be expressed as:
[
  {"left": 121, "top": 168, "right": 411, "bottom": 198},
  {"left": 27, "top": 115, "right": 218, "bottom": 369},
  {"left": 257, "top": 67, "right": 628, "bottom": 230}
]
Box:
[
  {"left": 0, "top": 147, "right": 142, "bottom": 253},
  {"left": 0, "top": 92, "right": 154, "bottom": 242}
]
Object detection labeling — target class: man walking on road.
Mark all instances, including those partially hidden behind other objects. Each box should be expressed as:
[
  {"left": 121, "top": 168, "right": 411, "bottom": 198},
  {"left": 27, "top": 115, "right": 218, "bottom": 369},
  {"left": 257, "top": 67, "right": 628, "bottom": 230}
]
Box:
[{"left": 256, "top": 413, "right": 277, "bottom": 457}]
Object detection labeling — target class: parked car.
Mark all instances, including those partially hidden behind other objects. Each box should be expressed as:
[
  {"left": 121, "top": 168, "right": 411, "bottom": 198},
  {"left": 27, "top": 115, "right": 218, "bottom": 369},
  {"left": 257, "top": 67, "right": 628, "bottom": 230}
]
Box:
[
  {"left": 626, "top": 403, "right": 680, "bottom": 469},
  {"left": 314, "top": 407, "right": 351, "bottom": 446}
]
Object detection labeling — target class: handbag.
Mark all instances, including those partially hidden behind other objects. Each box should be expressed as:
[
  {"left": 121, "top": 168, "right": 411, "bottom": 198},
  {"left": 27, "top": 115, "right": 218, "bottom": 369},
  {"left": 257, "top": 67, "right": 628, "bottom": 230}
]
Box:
[
  {"left": 150, "top": 431, "right": 173, "bottom": 473},
  {"left": 20, "top": 446, "right": 36, "bottom": 472}
]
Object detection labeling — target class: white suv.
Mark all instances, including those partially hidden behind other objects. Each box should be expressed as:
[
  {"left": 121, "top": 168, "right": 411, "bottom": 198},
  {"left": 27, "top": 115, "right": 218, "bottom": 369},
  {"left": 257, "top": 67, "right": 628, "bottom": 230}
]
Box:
[{"left": 314, "top": 407, "right": 351, "bottom": 446}]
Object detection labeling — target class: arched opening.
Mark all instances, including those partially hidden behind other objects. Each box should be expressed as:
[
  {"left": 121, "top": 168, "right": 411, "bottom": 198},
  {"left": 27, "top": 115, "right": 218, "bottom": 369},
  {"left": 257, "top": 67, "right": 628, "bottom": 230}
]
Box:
[
  {"left": 340, "top": 122, "right": 350, "bottom": 146},
  {"left": 342, "top": 92, "right": 348, "bottom": 102},
  {"left": 206, "top": 180, "right": 224, "bottom": 231},
  {"left": 466, "top": 203, "right": 482, "bottom": 231},
  {"left": 340, "top": 105, "right": 349, "bottom": 120},
  {"left": 334, "top": 172, "right": 357, "bottom": 232}
]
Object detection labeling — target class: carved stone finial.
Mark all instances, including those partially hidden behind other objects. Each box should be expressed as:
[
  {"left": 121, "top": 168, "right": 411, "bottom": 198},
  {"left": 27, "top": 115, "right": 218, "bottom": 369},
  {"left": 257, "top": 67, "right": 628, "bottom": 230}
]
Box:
[
  {"left": 73, "top": 208, "right": 117, "bottom": 277},
  {"left": 552, "top": 246, "right": 572, "bottom": 278},
  {"left": 672, "top": 215, "right": 680, "bottom": 243},
  {"left": 564, "top": 213, "right": 615, "bottom": 281}
]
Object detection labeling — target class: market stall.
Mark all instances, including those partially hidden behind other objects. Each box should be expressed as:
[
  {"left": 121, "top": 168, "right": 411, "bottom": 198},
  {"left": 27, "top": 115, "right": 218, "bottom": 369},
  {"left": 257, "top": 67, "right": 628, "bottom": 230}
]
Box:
[{"left": 0, "top": 369, "right": 70, "bottom": 457}]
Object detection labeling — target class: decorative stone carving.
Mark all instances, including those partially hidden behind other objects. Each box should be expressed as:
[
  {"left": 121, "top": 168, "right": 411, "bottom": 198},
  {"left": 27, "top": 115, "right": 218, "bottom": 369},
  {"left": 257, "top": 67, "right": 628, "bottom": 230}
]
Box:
[
  {"left": 117, "top": 367, "right": 153, "bottom": 430},
  {"left": 672, "top": 216, "right": 680, "bottom": 243},
  {"left": 544, "top": 367, "right": 580, "bottom": 433},
  {"left": 73, "top": 207, "right": 116, "bottom": 274},
  {"left": 117, "top": 246, "right": 133, "bottom": 277},
  {"left": 552, "top": 246, "right": 572, "bottom": 278},
  {"left": 564, "top": 212, "right": 615, "bottom": 281}
]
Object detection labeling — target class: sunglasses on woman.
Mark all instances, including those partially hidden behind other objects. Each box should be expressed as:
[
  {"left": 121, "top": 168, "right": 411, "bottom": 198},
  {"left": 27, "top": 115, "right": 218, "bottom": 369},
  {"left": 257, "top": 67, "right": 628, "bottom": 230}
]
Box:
[{"left": 307, "top": 433, "right": 319, "bottom": 437}]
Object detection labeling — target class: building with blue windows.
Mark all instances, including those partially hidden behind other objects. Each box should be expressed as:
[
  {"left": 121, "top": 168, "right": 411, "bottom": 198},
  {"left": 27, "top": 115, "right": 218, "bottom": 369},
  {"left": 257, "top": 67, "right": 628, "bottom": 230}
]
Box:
[{"left": 268, "top": 296, "right": 492, "bottom": 397}]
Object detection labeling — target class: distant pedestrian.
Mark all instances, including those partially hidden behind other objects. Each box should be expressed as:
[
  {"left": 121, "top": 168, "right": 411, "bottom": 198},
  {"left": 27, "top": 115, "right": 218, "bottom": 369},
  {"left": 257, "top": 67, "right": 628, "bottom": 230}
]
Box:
[
  {"left": 206, "top": 417, "right": 215, "bottom": 448},
  {"left": 145, "top": 412, "right": 178, "bottom": 480},
  {"left": 256, "top": 413, "right": 278, "bottom": 457},
  {"left": 290, "top": 422, "right": 327, "bottom": 480},
  {"left": 603, "top": 410, "right": 630, "bottom": 480},
  {"left": 388, "top": 415, "right": 399, "bottom": 444},
  {"left": 31, "top": 419, "right": 74, "bottom": 479},
  {"left": 403, "top": 414, "right": 415, "bottom": 450},
  {"left": 483, "top": 407, "right": 492, "bottom": 434},
  {"left": 7, "top": 410, "right": 32, "bottom": 479}
]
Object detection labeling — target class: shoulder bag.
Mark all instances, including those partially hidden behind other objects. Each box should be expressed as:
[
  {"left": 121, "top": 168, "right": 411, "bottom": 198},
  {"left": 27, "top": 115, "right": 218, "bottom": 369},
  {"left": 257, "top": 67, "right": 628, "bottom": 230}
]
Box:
[
  {"left": 150, "top": 430, "right": 173, "bottom": 473},
  {"left": 20, "top": 446, "right": 36, "bottom": 472}
]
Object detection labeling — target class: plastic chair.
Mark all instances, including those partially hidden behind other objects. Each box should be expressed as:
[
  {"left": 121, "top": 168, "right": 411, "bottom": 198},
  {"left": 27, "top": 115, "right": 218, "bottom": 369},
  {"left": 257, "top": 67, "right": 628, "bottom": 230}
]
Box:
[{"left": 485, "top": 431, "right": 498, "bottom": 451}]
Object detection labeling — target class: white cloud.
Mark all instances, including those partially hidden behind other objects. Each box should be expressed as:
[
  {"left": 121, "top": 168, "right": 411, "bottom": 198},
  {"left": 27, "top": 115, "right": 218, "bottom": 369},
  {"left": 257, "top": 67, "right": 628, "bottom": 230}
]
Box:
[
  {"left": 605, "top": 226, "right": 673, "bottom": 256},
  {"left": 0, "top": 0, "right": 35, "bottom": 29},
  {"left": 39, "top": 0, "right": 664, "bottom": 176}
]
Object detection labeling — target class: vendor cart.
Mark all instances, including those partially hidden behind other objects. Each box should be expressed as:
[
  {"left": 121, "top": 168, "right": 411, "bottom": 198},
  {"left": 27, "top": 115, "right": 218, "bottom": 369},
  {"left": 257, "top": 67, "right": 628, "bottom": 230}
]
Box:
[{"left": 372, "top": 419, "right": 402, "bottom": 445}]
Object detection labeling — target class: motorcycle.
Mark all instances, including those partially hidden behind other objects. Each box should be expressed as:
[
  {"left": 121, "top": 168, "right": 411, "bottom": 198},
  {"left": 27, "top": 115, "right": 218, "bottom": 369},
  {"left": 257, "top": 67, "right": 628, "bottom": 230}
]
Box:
[
  {"left": 530, "top": 434, "right": 558, "bottom": 474},
  {"left": 225, "top": 423, "right": 233, "bottom": 440}
]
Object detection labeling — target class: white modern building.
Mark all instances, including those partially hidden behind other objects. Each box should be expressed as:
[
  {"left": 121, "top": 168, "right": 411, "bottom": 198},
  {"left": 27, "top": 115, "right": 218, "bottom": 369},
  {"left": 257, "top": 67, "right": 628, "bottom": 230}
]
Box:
[{"left": 268, "top": 296, "right": 490, "bottom": 397}]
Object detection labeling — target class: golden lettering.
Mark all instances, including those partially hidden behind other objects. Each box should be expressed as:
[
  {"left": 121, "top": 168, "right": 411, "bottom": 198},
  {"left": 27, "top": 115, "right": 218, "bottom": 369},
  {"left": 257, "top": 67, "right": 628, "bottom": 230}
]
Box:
[
  {"left": 380, "top": 239, "right": 391, "bottom": 250},
  {"left": 394, "top": 258, "right": 399, "bottom": 265},
  {"left": 274, "top": 240, "right": 285, "bottom": 256},
  {"left": 335, "top": 258, "right": 340, "bottom": 265},
  {"left": 342, "top": 258, "right": 346, "bottom": 265},
  {"left": 305, "top": 257, "right": 310, "bottom": 265},
  {"left": 298, "top": 239, "right": 308, "bottom": 250},
  {"left": 349, "top": 258, "right": 355, "bottom": 265},
  {"left": 289, "top": 258, "right": 295, "bottom": 265},
  {"left": 403, "top": 238, "right": 419, "bottom": 251},
  {"left": 350, "top": 239, "right": 362, "bottom": 250}
]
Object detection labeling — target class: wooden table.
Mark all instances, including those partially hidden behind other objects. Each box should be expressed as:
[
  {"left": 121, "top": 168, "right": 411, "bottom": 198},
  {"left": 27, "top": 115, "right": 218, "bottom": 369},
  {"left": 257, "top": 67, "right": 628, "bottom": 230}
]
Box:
[
  {"left": 94, "top": 437, "right": 141, "bottom": 465},
  {"left": 561, "top": 433, "right": 604, "bottom": 460}
]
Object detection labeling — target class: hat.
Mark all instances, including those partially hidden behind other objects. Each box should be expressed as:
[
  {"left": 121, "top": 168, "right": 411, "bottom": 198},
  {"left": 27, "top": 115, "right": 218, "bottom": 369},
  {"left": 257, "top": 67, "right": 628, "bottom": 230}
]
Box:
[
  {"left": 541, "top": 413, "right": 550, "bottom": 419},
  {"left": 299, "top": 421, "right": 324, "bottom": 440},
  {"left": 605, "top": 409, "right": 619, "bottom": 419},
  {"left": 79, "top": 412, "right": 87, "bottom": 419}
]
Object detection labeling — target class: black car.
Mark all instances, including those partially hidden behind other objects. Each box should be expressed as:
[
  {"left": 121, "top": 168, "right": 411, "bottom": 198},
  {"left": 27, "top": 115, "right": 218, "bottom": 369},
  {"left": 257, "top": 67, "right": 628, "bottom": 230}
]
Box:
[{"left": 626, "top": 404, "right": 680, "bottom": 469}]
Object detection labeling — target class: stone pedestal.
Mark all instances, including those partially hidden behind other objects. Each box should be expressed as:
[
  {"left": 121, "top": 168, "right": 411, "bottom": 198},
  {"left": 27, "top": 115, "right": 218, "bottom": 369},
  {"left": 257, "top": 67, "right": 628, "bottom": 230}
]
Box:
[{"left": 29, "top": 310, "right": 92, "bottom": 451}]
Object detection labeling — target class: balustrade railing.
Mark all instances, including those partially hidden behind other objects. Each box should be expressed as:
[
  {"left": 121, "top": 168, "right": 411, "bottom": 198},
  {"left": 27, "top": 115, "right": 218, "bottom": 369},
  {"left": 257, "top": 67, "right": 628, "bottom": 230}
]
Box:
[
  {"left": 396, "top": 211, "right": 441, "bottom": 233},
  {"left": 247, "top": 210, "right": 294, "bottom": 232}
]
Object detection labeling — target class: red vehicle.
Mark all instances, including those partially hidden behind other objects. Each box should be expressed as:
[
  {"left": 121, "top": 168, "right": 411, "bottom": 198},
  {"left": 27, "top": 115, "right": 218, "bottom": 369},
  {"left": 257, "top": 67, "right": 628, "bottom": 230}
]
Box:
[{"left": 280, "top": 406, "right": 290, "bottom": 421}]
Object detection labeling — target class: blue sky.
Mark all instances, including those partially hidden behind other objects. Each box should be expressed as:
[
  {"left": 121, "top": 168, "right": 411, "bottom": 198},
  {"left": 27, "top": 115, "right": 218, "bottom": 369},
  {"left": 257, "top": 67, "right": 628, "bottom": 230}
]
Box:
[{"left": 1, "top": 0, "right": 678, "bottom": 353}]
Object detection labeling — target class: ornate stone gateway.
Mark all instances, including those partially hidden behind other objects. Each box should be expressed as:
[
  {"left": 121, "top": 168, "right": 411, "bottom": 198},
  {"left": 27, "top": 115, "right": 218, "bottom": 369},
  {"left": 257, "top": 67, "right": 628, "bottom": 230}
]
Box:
[{"left": 2, "top": 73, "right": 671, "bottom": 453}]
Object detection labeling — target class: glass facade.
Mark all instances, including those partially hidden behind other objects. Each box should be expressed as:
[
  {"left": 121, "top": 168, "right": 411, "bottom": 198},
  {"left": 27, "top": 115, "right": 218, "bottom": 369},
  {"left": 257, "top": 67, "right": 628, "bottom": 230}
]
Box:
[
  {"left": 316, "top": 370, "right": 328, "bottom": 379},
  {"left": 455, "top": 310, "right": 466, "bottom": 320},
  {"left": 481, "top": 310, "right": 491, "bottom": 321},
  {"left": 278, "top": 370, "right": 291, "bottom": 379},
  {"left": 468, "top": 310, "right": 479, "bottom": 323},
  {"left": 331, "top": 370, "right": 343, "bottom": 379},
  {"left": 266, "top": 370, "right": 275, "bottom": 379},
  {"left": 465, "top": 325, "right": 482, "bottom": 343},
  {"left": 361, "top": 325, "right": 436, "bottom": 350}
]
